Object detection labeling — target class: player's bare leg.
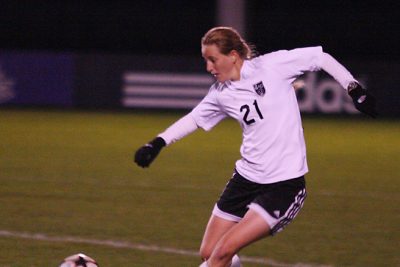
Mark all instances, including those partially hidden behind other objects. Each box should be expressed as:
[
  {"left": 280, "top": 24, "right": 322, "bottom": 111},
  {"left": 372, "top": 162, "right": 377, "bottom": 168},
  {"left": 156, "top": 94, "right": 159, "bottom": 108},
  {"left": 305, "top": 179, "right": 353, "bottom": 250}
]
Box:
[
  {"left": 199, "top": 215, "right": 237, "bottom": 261},
  {"left": 207, "top": 209, "right": 270, "bottom": 267}
]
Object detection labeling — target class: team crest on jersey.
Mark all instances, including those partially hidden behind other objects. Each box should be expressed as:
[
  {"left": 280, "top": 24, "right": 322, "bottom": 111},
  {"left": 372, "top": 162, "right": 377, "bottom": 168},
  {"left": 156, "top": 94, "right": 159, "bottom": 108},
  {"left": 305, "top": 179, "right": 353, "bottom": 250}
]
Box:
[{"left": 253, "top": 81, "right": 266, "bottom": 96}]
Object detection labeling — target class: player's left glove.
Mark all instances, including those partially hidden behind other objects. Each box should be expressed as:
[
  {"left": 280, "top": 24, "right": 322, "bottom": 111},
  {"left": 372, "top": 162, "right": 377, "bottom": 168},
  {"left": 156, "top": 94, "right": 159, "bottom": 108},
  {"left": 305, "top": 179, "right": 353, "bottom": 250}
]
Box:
[
  {"left": 134, "top": 137, "right": 166, "bottom": 168},
  {"left": 347, "top": 82, "right": 378, "bottom": 118}
]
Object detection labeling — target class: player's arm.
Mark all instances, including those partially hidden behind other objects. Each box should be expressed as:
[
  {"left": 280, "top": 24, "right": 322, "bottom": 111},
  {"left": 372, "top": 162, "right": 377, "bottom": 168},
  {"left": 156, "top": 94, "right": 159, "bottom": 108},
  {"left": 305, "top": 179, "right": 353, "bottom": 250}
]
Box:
[
  {"left": 320, "top": 52, "right": 377, "bottom": 117},
  {"left": 134, "top": 113, "right": 198, "bottom": 168}
]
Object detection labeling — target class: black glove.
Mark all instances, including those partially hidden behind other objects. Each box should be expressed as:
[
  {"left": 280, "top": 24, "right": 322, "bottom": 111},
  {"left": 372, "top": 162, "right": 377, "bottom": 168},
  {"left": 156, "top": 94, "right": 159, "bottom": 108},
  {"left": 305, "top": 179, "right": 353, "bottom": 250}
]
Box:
[
  {"left": 347, "top": 82, "right": 378, "bottom": 118},
  {"left": 134, "top": 137, "right": 166, "bottom": 168}
]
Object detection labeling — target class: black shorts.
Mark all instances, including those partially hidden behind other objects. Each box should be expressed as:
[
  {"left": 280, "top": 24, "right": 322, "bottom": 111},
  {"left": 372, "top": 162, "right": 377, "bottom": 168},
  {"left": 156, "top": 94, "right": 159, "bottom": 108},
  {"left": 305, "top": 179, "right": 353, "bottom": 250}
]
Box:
[{"left": 212, "top": 171, "right": 307, "bottom": 235}]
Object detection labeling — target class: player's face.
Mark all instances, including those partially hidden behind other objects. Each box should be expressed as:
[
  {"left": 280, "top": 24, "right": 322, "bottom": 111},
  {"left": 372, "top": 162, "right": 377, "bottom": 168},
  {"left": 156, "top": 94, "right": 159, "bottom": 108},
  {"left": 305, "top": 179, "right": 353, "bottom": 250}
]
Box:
[{"left": 202, "top": 44, "right": 237, "bottom": 82}]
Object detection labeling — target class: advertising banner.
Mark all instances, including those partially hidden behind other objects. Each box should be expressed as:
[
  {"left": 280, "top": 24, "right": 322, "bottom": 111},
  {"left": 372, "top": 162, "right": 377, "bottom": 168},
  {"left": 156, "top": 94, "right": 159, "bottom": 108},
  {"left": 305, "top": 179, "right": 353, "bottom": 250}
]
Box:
[
  {"left": 119, "top": 59, "right": 399, "bottom": 116},
  {"left": 0, "top": 51, "right": 74, "bottom": 106},
  {"left": 120, "top": 71, "right": 360, "bottom": 114},
  {"left": 1, "top": 50, "right": 398, "bottom": 117}
]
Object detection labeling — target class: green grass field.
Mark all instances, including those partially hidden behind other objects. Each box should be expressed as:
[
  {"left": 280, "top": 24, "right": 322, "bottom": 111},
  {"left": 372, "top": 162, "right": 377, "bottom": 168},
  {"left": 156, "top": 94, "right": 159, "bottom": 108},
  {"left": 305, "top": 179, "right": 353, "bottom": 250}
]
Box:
[{"left": 1, "top": 109, "right": 399, "bottom": 267}]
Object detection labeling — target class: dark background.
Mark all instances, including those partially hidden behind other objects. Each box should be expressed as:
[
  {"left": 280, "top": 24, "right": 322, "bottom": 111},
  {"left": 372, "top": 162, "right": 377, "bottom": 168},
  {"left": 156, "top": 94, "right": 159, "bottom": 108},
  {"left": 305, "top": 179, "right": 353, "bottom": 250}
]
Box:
[
  {"left": 1, "top": 0, "right": 398, "bottom": 60},
  {"left": 1, "top": 0, "right": 399, "bottom": 114}
]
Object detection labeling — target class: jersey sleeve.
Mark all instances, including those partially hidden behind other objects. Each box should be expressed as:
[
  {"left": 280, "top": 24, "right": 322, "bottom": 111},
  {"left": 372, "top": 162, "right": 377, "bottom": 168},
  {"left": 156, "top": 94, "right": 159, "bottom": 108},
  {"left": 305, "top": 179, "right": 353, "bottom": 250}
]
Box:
[
  {"left": 190, "top": 85, "right": 227, "bottom": 131},
  {"left": 320, "top": 52, "right": 358, "bottom": 90},
  {"left": 260, "top": 46, "right": 324, "bottom": 78},
  {"left": 158, "top": 113, "right": 198, "bottom": 146}
]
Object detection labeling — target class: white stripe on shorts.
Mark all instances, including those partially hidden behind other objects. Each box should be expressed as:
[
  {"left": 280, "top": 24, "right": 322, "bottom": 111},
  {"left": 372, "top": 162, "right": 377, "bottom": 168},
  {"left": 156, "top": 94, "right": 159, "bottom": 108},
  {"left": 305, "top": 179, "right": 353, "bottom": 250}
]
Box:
[
  {"left": 212, "top": 204, "right": 242, "bottom": 222},
  {"left": 248, "top": 188, "right": 306, "bottom": 234}
]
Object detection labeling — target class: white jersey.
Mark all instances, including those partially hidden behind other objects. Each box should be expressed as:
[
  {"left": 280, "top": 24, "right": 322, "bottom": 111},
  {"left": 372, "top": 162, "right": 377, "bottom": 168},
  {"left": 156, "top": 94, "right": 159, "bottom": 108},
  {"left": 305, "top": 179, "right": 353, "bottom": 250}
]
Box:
[{"left": 190, "top": 46, "right": 324, "bottom": 184}]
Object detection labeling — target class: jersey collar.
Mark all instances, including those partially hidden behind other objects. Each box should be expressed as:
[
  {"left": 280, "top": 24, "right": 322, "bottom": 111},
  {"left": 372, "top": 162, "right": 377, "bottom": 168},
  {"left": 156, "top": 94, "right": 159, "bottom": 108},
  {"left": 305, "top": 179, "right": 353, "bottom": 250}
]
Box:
[
  {"left": 240, "top": 59, "right": 253, "bottom": 80},
  {"left": 225, "top": 59, "right": 253, "bottom": 87}
]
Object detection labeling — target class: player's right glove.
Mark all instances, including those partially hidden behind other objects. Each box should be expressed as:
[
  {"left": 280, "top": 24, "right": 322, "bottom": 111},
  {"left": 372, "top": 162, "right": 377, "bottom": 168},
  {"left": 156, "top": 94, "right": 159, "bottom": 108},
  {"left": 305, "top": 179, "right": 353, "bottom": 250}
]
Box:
[
  {"left": 134, "top": 137, "right": 166, "bottom": 168},
  {"left": 347, "top": 82, "right": 378, "bottom": 118}
]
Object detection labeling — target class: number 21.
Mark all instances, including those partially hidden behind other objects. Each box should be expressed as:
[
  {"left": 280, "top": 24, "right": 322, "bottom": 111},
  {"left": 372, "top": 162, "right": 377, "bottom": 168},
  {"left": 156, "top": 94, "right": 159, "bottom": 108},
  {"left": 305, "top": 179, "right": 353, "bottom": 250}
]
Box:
[{"left": 240, "top": 100, "right": 264, "bottom": 125}]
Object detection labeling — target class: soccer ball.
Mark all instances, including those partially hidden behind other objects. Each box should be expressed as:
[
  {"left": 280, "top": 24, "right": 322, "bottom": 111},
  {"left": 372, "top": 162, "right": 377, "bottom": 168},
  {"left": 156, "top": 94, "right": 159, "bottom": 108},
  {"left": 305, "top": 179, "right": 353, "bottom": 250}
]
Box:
[{"left": 59, "top": 253, "right": 99, "bottom": 267}]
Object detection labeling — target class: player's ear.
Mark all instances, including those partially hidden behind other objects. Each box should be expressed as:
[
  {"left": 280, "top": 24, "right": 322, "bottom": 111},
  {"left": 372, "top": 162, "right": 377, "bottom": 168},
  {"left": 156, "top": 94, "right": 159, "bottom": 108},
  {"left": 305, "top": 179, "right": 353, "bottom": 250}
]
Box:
[{"left": 229, "top": 50, "right": 239, "bottom": 63}]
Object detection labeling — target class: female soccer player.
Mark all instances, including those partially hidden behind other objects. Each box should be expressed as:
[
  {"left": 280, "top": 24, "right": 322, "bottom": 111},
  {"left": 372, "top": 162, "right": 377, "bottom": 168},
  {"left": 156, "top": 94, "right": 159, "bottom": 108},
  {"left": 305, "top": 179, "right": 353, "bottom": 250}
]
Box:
[{"left": 134, "top": 27, "right": 376, "bottom": 267}]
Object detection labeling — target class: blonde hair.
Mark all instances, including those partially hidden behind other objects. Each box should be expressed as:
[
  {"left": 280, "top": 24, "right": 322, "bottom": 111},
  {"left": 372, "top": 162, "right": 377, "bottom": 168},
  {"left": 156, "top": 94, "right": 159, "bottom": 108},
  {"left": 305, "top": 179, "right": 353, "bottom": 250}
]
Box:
[{"left": 201, "top": 26, "right": 256, "bottom": 59}]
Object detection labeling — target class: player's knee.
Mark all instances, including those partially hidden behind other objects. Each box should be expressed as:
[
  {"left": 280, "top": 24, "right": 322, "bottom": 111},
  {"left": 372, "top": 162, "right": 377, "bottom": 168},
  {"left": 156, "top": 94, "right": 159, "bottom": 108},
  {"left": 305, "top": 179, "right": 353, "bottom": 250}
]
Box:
[
  {"left": 199, "top": 244, "right": 213, "bottom": 261},
  {"left": 211, "top": 241, "right": 237, "bottom": 262}
]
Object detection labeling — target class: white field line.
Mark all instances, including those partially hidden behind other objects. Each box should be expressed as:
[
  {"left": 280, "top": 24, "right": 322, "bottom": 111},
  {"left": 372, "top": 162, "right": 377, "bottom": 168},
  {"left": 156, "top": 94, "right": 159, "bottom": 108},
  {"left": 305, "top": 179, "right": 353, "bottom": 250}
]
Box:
[{"left": 0, "top": 230, "right": 332, "bottom": 267}]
